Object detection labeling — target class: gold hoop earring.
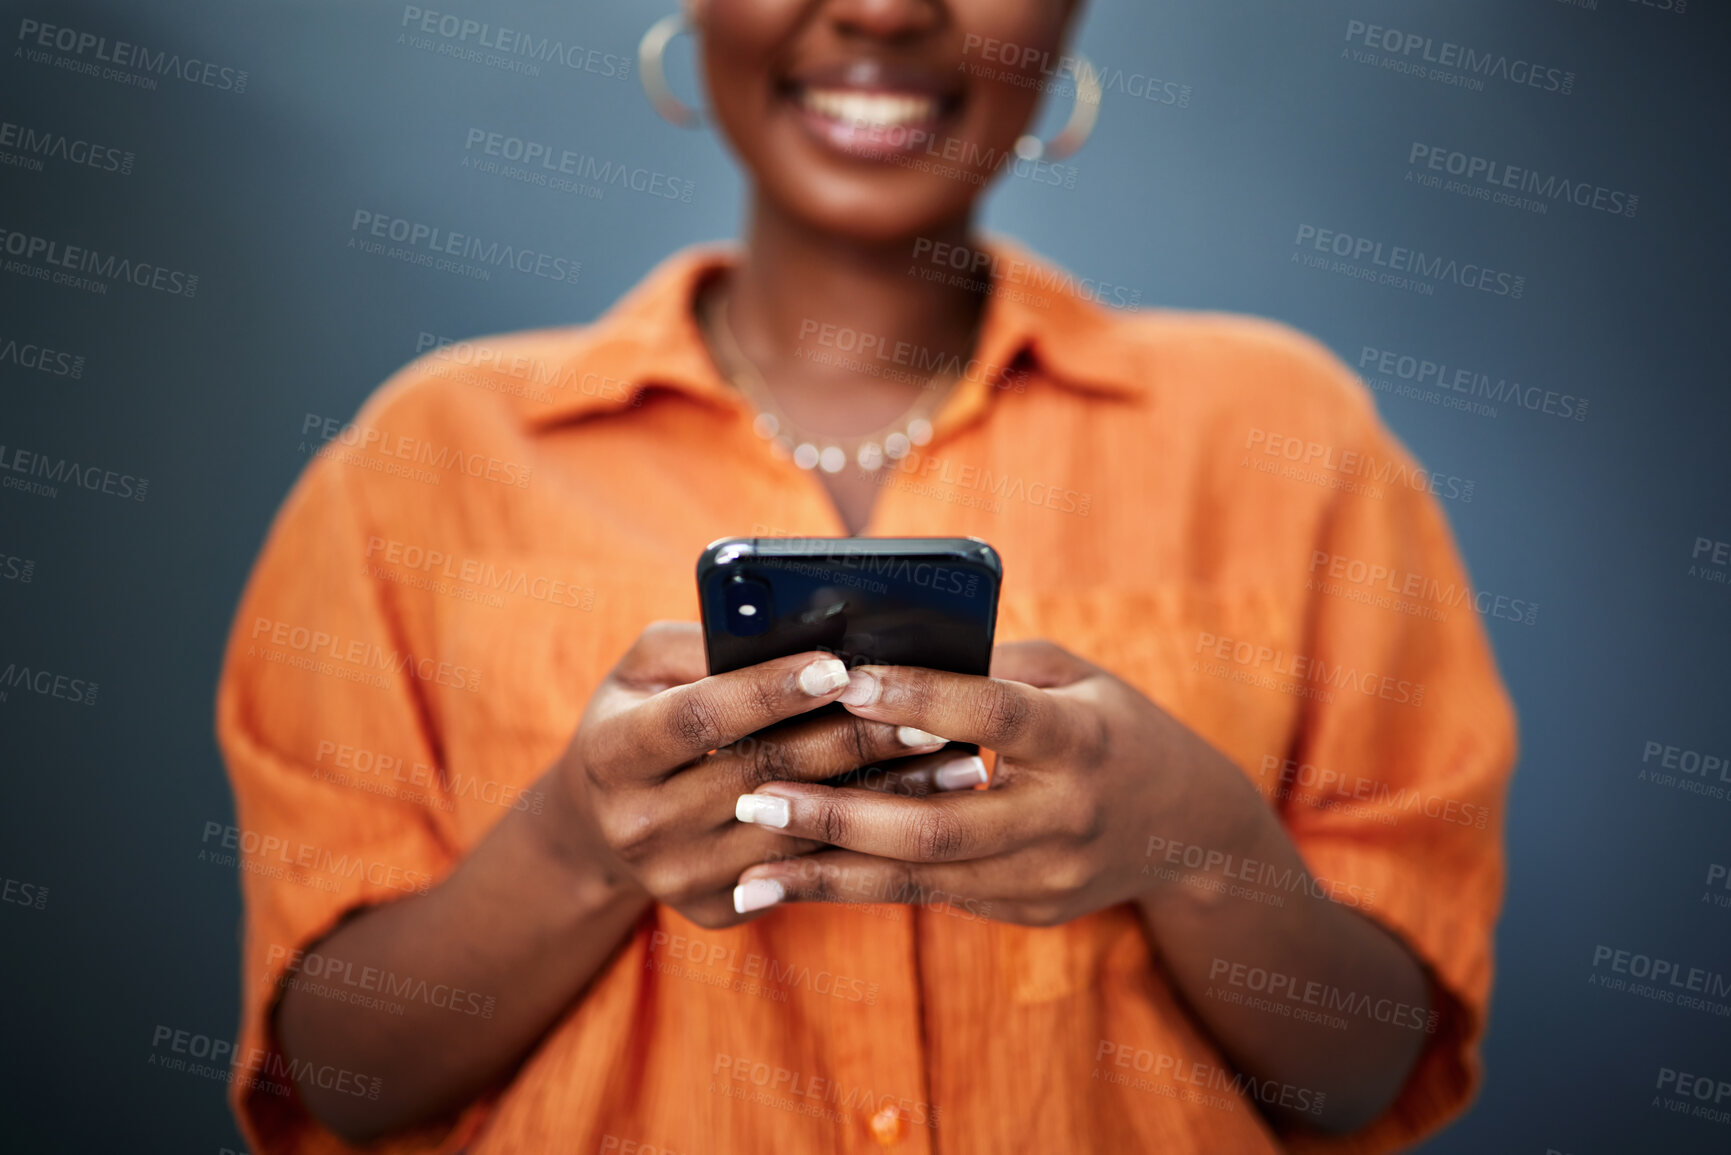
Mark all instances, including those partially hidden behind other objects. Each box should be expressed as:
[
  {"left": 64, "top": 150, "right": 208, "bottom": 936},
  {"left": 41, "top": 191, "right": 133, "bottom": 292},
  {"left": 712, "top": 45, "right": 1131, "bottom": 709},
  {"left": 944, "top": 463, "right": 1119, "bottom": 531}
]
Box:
[
  {"left": 639, "top": 13, "right": 702, "bottom": 129},
  {"left": 1014, "top": 54, "right": 1101, "bottom": 162}
]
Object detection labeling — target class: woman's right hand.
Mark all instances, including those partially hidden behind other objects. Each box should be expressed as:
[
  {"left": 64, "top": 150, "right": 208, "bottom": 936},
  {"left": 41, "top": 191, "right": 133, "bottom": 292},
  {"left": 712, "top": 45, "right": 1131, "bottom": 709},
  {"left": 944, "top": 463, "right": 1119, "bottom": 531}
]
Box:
[
  {"left": 274, "top": 619, "right": 986, "bottom": 1141},
  {"left": 546, "top": 621, "right": 986, "bottom": 929}
]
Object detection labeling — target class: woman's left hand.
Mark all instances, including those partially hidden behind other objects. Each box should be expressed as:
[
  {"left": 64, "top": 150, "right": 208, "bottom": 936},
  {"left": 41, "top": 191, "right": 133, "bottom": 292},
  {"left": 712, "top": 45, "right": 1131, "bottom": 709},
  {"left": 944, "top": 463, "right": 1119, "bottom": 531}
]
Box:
[
  {"left": 732, "top": 640, "right": 1438, "bottom": 1134},
  {"left": 730, "top": 640, "right": 1200, "bottom": 924}
]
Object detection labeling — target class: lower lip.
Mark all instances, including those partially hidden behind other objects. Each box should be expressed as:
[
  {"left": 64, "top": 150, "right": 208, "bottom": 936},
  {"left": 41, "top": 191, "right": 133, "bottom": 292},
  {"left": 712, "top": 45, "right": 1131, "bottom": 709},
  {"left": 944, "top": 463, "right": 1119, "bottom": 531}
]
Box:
[{"left": 790, "top": 95, "right": 953, "bottom": 162}]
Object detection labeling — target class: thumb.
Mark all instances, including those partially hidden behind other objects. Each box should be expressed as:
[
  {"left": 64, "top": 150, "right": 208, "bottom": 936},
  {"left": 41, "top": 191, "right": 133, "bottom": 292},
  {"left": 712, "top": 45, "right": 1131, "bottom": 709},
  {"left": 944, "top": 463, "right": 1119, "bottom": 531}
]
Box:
[{"left": 989, "top": 639, "right": 1093, "bottom": 689}]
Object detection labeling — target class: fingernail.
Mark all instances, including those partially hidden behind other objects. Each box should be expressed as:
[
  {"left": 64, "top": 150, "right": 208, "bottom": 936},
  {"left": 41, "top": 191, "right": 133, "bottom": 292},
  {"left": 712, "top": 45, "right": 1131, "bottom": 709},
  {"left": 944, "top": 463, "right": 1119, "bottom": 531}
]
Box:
[
  {"left": 839, "top": 668, "right": 879, "bottom": 706},
  {"left": 733, "top": 878, "right": 785, "bottom": 914},
  {"left": 798, "top": 657, "right": 849, "bottom": 697},
  {"left": 935, "top": 755, "right": 988, "bottom": 792},
  {"left": 897, "top": 725, "right": 944, "bottom": 748},
  {"left": 735, "top": 794, "right": 790, "bottom": 828}
]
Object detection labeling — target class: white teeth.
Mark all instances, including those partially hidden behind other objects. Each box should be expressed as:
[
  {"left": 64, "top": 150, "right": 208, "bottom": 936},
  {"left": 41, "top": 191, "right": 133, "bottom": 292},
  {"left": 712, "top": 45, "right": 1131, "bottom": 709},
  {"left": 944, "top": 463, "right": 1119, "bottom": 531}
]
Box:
[{"left": 800, "top": 88, "right": 938, "bottom": 129}]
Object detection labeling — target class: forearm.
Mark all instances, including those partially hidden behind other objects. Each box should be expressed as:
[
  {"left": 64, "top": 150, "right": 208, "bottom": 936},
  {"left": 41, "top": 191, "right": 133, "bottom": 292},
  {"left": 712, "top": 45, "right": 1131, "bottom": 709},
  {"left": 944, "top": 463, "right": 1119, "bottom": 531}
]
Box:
[
  {"left": 1134, "top": 723, "right": 1431, "bottom": 1133},
  {"left": 274, "top": 767, "right": 652, "bottom": 1141}
]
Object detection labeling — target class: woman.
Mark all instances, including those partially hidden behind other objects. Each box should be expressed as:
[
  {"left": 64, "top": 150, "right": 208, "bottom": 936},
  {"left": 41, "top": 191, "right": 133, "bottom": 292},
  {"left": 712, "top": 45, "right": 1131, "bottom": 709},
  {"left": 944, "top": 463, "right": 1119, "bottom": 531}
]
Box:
[{"left": 218, "top": 1, "right": 1516, "bottom": 1152}]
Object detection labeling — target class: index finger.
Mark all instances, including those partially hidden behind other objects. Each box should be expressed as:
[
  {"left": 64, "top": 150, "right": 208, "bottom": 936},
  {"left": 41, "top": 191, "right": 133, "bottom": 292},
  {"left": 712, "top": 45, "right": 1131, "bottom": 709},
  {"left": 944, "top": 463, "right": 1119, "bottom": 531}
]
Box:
[
  {"left": 834, "top": 665, "right": 1082, "bottom": 762},
  {"left": 610, "top": 620, "right": 708, "bottom": 691},
  {"left": 593, "top": 651, "right": 854, "bottom": 780}
]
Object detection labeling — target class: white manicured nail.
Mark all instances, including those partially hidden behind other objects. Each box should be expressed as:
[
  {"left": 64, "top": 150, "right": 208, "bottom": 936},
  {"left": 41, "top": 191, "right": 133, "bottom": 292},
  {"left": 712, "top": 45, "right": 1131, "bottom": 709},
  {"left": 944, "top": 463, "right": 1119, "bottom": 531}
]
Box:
[
  {"left": 735, "top": 794, "right": 790, "bottom": 828},
  {"left": 897, "top": 726, "right": 944, "bottom": 748},
  {"left": 934, "top": 755, "right": 988, "bottom": 792},
  {"left": 798, "top": 657, "right": 850, "bottom": 696},
  {"left": 839, "top": 668, "right": 879, "bottom": 706},
  {"left": 733, "top": 878, "right": 785, "bottom": 914}
]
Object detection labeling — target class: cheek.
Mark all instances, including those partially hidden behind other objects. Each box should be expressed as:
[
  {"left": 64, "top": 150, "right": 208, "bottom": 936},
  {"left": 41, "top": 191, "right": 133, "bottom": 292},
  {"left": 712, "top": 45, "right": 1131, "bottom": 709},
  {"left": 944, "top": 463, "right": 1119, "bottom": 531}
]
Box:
[
  {"left": 954, "top": 1, "right": 1072, "bottom": 75},
  {"left": 700, "top": 0, "right": 799, "bottom": 67},
  {"left": 952, "top": 5, "right": 1073, "bottom": 127},
  {"left": 698, "top": 0, "right": 791, "bottom": 104},
  {"left": 699, "top": 29, "right": 781, "bottom": 166}
]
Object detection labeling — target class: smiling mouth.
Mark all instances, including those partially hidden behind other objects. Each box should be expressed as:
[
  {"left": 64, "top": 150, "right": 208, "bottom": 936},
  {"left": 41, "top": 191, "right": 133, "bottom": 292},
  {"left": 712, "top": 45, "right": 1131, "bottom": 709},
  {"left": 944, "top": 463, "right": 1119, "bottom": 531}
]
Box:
[
  {"left": 787, "top": 78, "right": 960, "bottom": 160},
  {"left": 799, "top": 87, "right": 944, "bottom": 129}
]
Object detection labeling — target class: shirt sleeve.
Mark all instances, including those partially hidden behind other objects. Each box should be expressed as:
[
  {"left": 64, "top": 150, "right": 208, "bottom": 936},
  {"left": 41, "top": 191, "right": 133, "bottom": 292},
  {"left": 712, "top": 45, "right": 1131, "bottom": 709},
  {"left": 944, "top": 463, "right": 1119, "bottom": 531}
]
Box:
[
  {"left": 1275, "top": 408, "right": 1519, "bottom": 1154},
  {"left": 214, "top": 444, "right": 493, "bottom": 1154}
]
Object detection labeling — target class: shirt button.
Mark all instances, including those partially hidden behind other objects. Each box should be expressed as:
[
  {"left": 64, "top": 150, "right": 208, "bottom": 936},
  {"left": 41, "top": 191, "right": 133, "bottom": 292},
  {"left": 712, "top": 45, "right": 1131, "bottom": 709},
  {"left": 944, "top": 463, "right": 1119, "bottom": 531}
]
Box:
[{"left": 869, "top": 1105, "right": 905, "bottom": 1146}]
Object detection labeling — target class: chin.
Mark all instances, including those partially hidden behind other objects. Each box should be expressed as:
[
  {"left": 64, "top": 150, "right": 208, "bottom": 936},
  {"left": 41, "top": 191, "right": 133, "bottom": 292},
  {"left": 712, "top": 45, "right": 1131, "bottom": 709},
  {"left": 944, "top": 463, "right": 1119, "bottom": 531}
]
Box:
[{"left": 774, "top": 171, "right": 981, "bottom": 245}]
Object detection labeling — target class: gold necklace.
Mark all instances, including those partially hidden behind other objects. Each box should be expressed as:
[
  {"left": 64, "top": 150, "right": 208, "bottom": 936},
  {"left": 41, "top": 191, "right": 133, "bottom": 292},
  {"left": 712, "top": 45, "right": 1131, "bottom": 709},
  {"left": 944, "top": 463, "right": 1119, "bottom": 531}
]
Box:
[{"left": 696, "top": 283, "right": 957, "bottom": 474}]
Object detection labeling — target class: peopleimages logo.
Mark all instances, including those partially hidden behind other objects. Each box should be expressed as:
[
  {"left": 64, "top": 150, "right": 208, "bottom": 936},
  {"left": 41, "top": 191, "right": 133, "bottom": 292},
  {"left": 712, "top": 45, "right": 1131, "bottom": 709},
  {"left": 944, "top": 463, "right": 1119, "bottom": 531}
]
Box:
[
  {"left": 15, "top": 18, "right": 249, "bottom": 92},
  {"left": 1588, "top": 944, "right": 1731, "bottom": 1015},
  {"left": 1206, "top": 958, "right": 1440, "bottom": 1033},
  {"left": 1260, "top": 755, "right": 1491, "bottom": 829},
  {"left": 711, "top": 1053, "right": 941, "bottom": 1129},
  {"left": 1342, "top": 19, "right": 1575, "bottom": 95},
  {"left": 1194, "top": 630, "right": 1427, "bottom": 707},
  {"left": 248, "top": 615, "right": 483, "bottom": 694},
  {"left": 1093, "top": 1042, "right": 1327, "bottom": 1117},
  {"left": 1690, "top": 537, "right": 1731, "bottom": 590},
  {"left": 397, "top": 6, "right": 630, "bottom": 80},
  {"left": 0, "top": 443, "right": 149, "bottom": 502},
  {"left": 1309, "top": 548, "right": 1539, "bottom": 627},
  {"left": 148, "top": 1025, "right": 380, "bottom": 1100},
  {"left": 364, "top": 535, "right": 594, "bottom": 610},
  {"left": 348, "top": 210, "right": 580, "bottom": 285},
  {"left": 301, "top": 412, "right": 535, "bottom": 490},
  {"left": 0, "top": 334, "right": 85, "bottom": 379},
  {"left": 1628, "top": 0, "right": 1687, "bottom": 15},
  {"left": 1, "top": 876, "right": 48, "bottom": 910},
  {"left": 1358, "top": 345, "right": 1587, "bottom": 423},
  {"left": 0, "top": 228, "right": 198, "bottom": 297},
  {"left": 1407, "top": 143, "right": 1637, "bottom": 219},
  {"left": 961, "top": 34, "right": 1192, "bottom": 108},
  {"left": 910, "top": 238, "right": 1142, "bottom": 309},
  {"left": 0, "top": 119, "right": 134, "bottom": 175},
  {"left": 1638, "top": 739, "right": 1730, "bottom": 802},
  {"left": 265, "top": 944, "right": 496, "bottom": 1018},
  {"left": 1243, "top": 426, "right": 1476, "bottom": 504},
  {"left": 1142, "top": 834, "right": 1376, "bottom": 910},
  {"left": 1654, "top": 1067, "right": 1730, "bottom": 1127},
  {"left": 1293, "top": 224, "right": 1524, "bottom": 299},
  {"left": 462, "top": 128, "right": 695, "bottom": 203},
  {"left": 0, "top": 661, "right": 99, "bottom": 706},
  {"left": 414, "top": 331, "right": 639, "bottom": 407}
]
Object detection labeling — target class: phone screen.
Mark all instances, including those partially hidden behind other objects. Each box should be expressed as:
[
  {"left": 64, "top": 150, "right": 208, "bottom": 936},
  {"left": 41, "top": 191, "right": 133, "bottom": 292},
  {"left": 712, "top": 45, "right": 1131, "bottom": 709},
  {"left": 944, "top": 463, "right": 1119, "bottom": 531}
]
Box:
[{"left": 698, "top": 537, "right": 1001, "bottom": 677}]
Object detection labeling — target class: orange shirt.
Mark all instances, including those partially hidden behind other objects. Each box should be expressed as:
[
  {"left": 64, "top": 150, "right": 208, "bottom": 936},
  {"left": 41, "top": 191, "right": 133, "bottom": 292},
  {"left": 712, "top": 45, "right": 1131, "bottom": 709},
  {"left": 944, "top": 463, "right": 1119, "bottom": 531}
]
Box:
[{"left": 217, "top": 240, "right": 1516, "bottom": 1155}]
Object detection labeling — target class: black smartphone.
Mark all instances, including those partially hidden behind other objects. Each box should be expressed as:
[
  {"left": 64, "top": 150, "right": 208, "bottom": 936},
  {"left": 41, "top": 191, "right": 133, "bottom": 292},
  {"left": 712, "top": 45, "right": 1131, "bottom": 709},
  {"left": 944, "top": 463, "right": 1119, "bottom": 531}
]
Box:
[{"left": 697, "top": 536, "right": 1002, "bottom": 677}]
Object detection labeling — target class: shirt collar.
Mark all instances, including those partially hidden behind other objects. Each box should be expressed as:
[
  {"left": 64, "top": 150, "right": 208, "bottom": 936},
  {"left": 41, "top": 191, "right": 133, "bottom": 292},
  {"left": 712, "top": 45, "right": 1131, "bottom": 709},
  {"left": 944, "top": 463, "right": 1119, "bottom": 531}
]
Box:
[{"left": 516, "top": 237, "right": 1151, "bottom": 431}]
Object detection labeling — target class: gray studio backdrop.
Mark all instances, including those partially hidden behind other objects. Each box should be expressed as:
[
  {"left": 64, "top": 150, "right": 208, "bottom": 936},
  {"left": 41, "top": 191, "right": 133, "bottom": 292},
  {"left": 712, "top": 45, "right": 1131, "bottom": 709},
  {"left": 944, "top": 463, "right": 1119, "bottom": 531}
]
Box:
[{"left": 2, "top": 0, "right": 1727, "bottom": 1151}]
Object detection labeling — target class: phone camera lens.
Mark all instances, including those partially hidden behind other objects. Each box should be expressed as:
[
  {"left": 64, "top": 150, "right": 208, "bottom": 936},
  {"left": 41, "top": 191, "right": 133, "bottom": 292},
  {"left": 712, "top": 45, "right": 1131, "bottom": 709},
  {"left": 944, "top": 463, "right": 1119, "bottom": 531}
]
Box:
[{"left": 723, "top": 575, "right": 774, "bottom": 637}]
